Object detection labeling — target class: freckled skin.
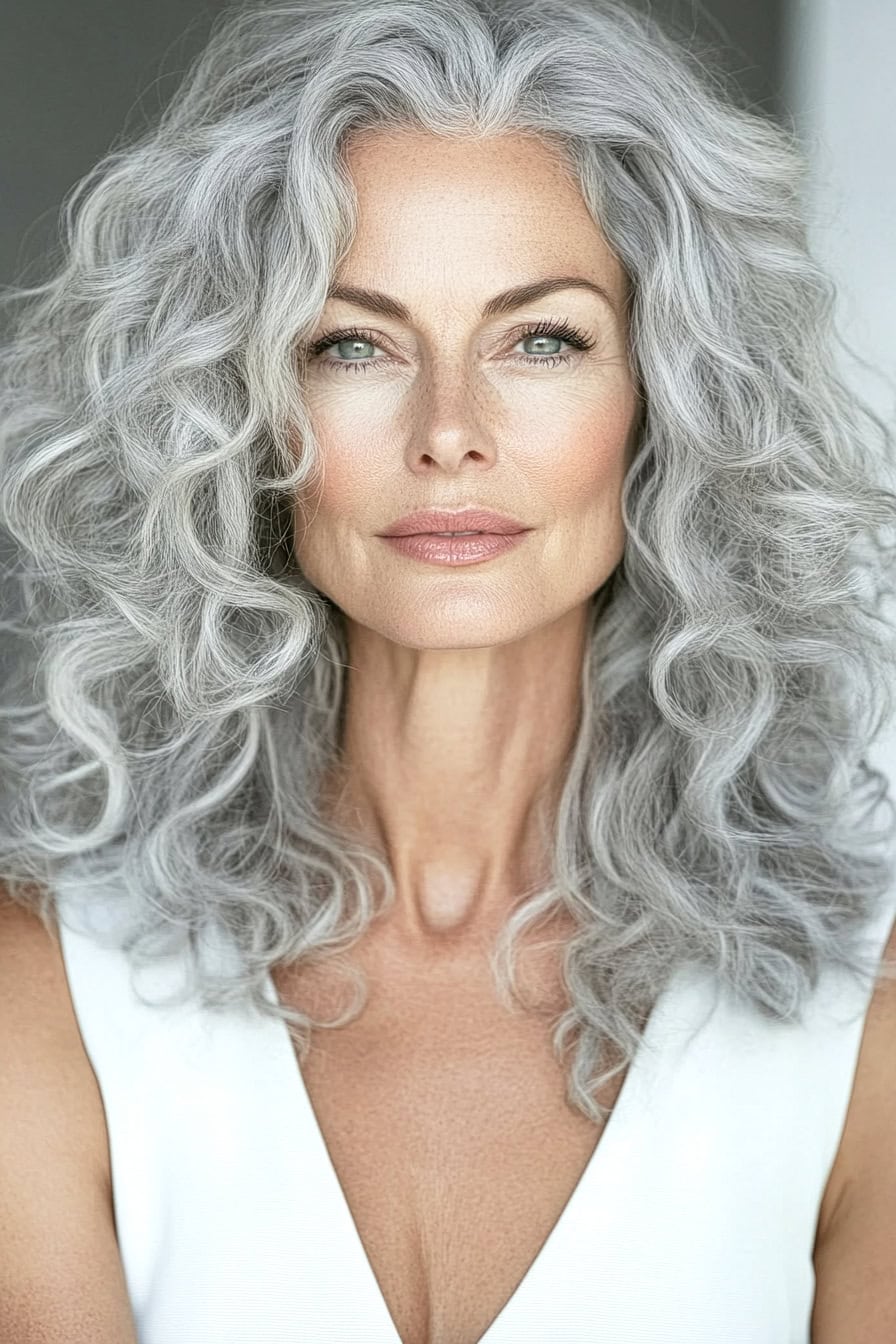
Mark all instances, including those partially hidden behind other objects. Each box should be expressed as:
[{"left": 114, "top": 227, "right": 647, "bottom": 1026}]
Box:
[{"left": 291, "top": 128, "right": 640, "bottom": 949}]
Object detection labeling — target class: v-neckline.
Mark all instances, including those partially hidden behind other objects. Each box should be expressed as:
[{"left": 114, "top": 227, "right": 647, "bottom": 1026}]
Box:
[{"left": 261, "top": 961, "right": 683, "bottom": 1344}]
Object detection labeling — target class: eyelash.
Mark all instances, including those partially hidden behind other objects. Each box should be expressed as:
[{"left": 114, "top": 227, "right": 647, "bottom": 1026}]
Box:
[{"left": 304, "top": 317, "right": 596, "bottom": 374}]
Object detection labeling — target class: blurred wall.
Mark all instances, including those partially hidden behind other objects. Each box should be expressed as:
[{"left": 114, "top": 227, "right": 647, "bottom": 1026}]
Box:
[
  {"left": 784, "top": 0, "right": 896, "bottom": 436},
  {"left": 784, "top": 0, "right": 896, "bottom": 788},
  {"left": 1, "top": 2, "right": 220, "bottom": 296}
]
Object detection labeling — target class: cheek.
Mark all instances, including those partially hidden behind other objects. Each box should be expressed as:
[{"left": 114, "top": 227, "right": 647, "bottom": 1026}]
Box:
[
  {"left": 309, "top": 458, "right": 360, "bottom": 520},
  {"left": 516, "top": 391, "right": 636, "bottom": 515},
  {"left": 294, "top": 420, "right": 384, "bottom": 534}
]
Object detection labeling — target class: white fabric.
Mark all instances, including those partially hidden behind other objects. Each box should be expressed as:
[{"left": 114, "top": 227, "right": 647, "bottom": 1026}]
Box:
[{"left": 56, "top": 879, "right": 896, "bottom": 1343}]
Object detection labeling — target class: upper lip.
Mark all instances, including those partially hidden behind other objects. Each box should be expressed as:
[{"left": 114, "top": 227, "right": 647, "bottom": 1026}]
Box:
[{"left": 379, "top": 507, "right": 529, "bottom": 537}]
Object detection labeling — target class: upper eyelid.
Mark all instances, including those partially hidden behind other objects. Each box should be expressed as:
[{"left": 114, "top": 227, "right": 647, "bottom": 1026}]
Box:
[{"left": 307, "top": 318, "right": 593, "bottom": 357}]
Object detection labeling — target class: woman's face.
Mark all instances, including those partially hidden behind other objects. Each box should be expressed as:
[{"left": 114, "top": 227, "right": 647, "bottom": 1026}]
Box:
[{"left": 292, "top": 129, "right": 640, "bottom": 649}]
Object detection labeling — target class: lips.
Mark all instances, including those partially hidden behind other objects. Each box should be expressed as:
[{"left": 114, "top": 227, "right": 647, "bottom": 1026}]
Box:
[
  {"left": 380, "top": 529, "right": 529, "bottom": 566},
  {"left": 380, "top": 508, "right": 528, "bottom": 537}
]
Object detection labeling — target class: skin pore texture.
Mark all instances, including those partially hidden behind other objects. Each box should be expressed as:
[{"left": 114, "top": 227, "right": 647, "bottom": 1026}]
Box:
[{"left": 291, "top": 127, "right": 640, "bottom": 973}]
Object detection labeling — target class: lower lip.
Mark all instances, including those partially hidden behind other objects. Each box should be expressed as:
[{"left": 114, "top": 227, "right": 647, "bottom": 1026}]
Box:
[{"left": 380, "top": 531, "right": 529, "bottom": 565}]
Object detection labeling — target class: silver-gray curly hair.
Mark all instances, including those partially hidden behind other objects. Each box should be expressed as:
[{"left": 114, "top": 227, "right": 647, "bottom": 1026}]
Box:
[{"left": 2, "top": 0, "right": 896, "bottom": 1123}]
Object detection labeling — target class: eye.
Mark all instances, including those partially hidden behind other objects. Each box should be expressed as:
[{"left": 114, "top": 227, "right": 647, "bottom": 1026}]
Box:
[
  {"left": 309, "top": 331, "right": 384, "bottom": 373},
  {"left": 304, "top": 317, "right": 596, "bottom": 374},
  {"left": 515, "top": 321, "right": 595, "bottom": 367}
]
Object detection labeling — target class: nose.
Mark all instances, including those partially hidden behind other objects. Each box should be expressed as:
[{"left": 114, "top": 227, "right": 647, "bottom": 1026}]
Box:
[{"left": 405, "top": 368, "right": 498, "bottom": 474}]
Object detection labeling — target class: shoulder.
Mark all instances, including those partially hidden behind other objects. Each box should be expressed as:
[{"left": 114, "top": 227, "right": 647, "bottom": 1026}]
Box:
[
  {"left": 811, "top": 906, "right": 896, "bottom": 1341},
  {"left": 834, "top": 906, "right": 896, "bottom": 1199},
  {"left": 0, "top": 890, "right": 137, "bottom": 1341},
  {"left": 0, "top": 889, "right": 112, "bottom": 1196}
]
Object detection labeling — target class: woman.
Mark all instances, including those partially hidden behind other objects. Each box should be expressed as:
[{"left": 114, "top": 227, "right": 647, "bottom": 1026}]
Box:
[{"left": 1, "top": 0, "right": 896, "bottom": 1340}]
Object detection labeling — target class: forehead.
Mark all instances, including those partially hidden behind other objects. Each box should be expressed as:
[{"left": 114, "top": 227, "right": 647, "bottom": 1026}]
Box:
[
  {"left": 343, "top": 126, "right": 579, "bottom": 192},
  {"left": 338, "top": 128, "right": 626, "bottom": 303}
]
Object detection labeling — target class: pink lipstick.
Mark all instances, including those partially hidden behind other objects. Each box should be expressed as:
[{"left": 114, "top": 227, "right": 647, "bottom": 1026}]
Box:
[{"left": 378, "top": 506, "right": 531, "bottom": 567}]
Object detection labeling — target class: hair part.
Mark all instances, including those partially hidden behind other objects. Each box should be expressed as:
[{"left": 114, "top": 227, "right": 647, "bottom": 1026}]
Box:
[{"left": 2, "top": 0, "right": 896, "bottom": 1123}]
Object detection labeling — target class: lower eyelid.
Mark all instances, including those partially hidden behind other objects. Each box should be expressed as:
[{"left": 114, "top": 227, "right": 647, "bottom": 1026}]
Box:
[{"left": 320, "top": 349, "right": 579, "bottom": 373}]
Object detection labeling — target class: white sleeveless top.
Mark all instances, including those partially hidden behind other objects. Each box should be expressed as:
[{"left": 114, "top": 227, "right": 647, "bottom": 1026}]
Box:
[{"left": 55, "top": 877, "right": 896, "bottom": 1344}]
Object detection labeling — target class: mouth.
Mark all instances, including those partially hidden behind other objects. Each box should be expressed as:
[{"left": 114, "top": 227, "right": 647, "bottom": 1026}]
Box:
[{"left": 378, "top": 529, "right": 530, "bottom": 567}]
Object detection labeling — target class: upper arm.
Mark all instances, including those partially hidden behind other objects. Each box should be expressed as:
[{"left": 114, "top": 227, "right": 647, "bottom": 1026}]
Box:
[
  {"left": 811, "top": 911, "right": 896, "bottom": 1343},
  {"left": 0, "top": 891, "right": 140, "bottom": 1344}
]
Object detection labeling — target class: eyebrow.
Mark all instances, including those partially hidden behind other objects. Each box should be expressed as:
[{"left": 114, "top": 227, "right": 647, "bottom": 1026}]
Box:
[{"left": 324, "top": 274, "right": 619, "bottom": 322}]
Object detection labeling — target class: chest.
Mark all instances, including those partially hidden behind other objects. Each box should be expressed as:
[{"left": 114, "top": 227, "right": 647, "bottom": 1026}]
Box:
[{"left": 271, "top": 947, "right": 628, "bottom": 1344}]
